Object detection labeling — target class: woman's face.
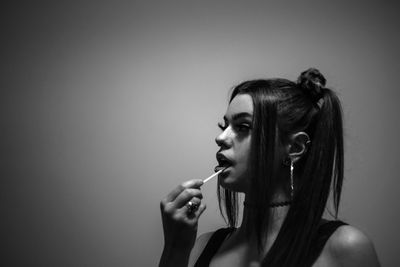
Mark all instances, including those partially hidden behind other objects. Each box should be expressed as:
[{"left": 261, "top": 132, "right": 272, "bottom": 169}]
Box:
[{"left": 215, "top": 94, "right": 253, "bottom": 192}]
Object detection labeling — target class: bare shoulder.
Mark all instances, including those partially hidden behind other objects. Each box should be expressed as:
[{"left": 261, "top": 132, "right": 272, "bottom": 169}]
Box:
[
  {"left": 327, "top": 224, "right": 380, "bottom": 266},
  {"left": 188, "top": 231, "right": 214, "bottom": 267}
]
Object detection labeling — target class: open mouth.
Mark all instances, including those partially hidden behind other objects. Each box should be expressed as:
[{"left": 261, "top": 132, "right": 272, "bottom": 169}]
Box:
[{"left": 215, "top": 153, "right": 233, "bottom": 172}]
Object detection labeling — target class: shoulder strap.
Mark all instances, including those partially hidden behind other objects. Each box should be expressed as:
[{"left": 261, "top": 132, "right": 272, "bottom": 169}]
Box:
[
  {"left": 306, "top": 220, "right": 348, "bottom": 265},
  {"left": 194, "top": 228, "right": 234, "bottom": 267}
]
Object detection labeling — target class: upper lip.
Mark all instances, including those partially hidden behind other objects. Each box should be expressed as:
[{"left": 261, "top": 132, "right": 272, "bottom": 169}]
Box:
[{"left": 216, "top": 153, "right": 233, "bottom": 166}]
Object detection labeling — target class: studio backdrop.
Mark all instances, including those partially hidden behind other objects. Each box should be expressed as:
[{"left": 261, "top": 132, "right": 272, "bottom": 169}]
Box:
[{"left": 2, "top": 1, "right": 399, "bottom": 266}]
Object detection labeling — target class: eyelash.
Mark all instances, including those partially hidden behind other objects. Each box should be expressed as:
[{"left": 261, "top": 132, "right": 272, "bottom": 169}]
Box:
[
  {"left": 217, "top": 122, "right": 227, "bottom": 131},
  {"left": 217, "top": 122, "right": 251, "bottom": 132},
  {"left": 237, "top": 124, "right": 251, "bottom": 132}
]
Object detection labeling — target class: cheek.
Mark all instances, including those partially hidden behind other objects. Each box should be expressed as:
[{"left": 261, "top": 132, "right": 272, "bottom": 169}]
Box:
[
  {"left": 236, "top": 140, "right": 251, "bottom": 173},
  {"left": 238, "top": 137, "right": 251, "bottom": 163}
]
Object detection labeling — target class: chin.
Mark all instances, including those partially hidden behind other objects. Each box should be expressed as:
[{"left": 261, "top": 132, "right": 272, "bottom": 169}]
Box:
[{"left": 218, "top": 175, "right": 247, "bottom": 193}]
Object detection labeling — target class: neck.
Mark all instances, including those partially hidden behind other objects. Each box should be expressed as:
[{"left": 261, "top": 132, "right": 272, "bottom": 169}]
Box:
[{"left": 238, "top": 189, "right": 290, "bottom": 242}]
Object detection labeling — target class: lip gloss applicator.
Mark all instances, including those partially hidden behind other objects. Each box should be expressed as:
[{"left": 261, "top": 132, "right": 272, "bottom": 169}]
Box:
[{"left": 202, "top": 168, "right": 226, "bottom": 184}]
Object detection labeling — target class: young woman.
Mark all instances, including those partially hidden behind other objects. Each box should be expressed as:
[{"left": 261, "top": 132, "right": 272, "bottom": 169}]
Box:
[{"left": 159, "top": 68, "right": 380, "bottom": 267}]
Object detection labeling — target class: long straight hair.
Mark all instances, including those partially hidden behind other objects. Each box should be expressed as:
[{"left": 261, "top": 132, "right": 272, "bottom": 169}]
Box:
[{"left": 217, "top": 69, "right": 344, "bottom": 266}]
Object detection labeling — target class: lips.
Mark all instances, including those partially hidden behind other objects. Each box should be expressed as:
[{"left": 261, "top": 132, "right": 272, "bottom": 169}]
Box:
[{"left": 216, "top": 153, "right": 233, "bottom": 171}]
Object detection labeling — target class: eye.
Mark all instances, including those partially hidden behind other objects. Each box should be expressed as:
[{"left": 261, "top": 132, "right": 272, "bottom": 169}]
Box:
[
  {"left": 217, "top": 122, "right": 227, "bottom": 131},
  {"left": 235, "top": 124, "right": 251, "bottom": 133}
]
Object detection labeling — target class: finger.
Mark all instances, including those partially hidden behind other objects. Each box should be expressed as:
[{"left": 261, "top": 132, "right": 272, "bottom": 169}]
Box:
[
  {"left": 194, "top": 203, "right": 206, "bottom": 218},
  {"left": 181, "top": 179, "right": 203, "bottom": 189},
  {"left": 172, "top": 188, "right": 203, "bottom": 209},
  {"left": 164, "top": 179, "right": 203, "bottom": 203},
  {"left": 179, "top": 201, "right": 204, "bottom": 220},
  {"left": 182, "top": 197, "right": 202, "bottom": 215},
  {"left": 184, "top": 202, "right": 206, "bottom": 220},
  {"left": 188, "top": 197, "right": 201, "bottom": 206}
]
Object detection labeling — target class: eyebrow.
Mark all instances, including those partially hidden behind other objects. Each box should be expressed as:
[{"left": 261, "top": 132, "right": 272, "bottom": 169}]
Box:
[{"left": 224, "top": 112, "right": 253, "bottom": 121}]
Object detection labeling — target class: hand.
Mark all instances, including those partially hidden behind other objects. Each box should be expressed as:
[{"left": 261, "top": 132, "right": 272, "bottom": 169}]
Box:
[
  {"left": 159, "top": 179, "right": 206, "bottom": 266},
  {"left": 160, "top": 179, "right": 206, "bottom": 250}
]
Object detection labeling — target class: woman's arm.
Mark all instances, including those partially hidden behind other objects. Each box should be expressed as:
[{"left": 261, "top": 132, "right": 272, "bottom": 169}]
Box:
[
  {"left": 159, "top": 179, "right": 206, "bottom": 267},
  {"left": 159, "top": 245, "right": 193, "bottom": 267}
]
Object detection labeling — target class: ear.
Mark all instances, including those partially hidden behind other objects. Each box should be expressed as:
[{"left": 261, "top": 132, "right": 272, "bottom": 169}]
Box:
[{"left": 287, "top": 132, "right": 310, "bottom": 163}]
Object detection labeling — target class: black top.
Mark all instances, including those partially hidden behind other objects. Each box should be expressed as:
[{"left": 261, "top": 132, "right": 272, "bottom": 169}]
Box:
[{"left": 194, "top": 220, "right": 348, "bottom": 267}]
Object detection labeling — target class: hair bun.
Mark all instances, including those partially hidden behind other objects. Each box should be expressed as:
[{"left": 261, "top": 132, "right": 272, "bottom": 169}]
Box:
[{"left": 297, "top": 68, "right": 326, "bottom": 101}]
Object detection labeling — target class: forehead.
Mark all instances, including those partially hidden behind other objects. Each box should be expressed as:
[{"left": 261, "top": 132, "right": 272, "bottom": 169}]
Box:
[{"left": 225, "top": 94, "right": 253, "bottom": 118}]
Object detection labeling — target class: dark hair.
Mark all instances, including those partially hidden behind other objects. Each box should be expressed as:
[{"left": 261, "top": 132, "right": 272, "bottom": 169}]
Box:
[{"left": 217, "top": 68, "right": 344, "bottom": 266}]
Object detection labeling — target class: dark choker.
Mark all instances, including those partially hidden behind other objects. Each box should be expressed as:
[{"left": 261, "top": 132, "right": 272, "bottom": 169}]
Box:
[{"left": 244, "top": 200, "right": 292, "bottom": 208}]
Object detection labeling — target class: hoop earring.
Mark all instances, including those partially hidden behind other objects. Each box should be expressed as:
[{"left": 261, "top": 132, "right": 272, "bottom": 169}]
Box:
[{"left": 290, "top": 158, "right": 294, "bottom": 199}]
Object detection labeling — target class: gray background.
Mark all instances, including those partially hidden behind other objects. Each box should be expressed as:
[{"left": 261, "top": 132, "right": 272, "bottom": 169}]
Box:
[{"left": 2, "top": 1, "right": 399, "bottom": 266}]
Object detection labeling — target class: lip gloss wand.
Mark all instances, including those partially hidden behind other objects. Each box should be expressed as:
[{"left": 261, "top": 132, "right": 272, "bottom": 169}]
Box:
[{"left": 202, "top": 168, "right": 225, "bottom": 184}]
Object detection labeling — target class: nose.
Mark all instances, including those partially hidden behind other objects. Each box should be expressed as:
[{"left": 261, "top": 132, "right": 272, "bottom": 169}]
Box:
[{"left": 215, "top": 127, "right": 232, "bottom": 148}]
